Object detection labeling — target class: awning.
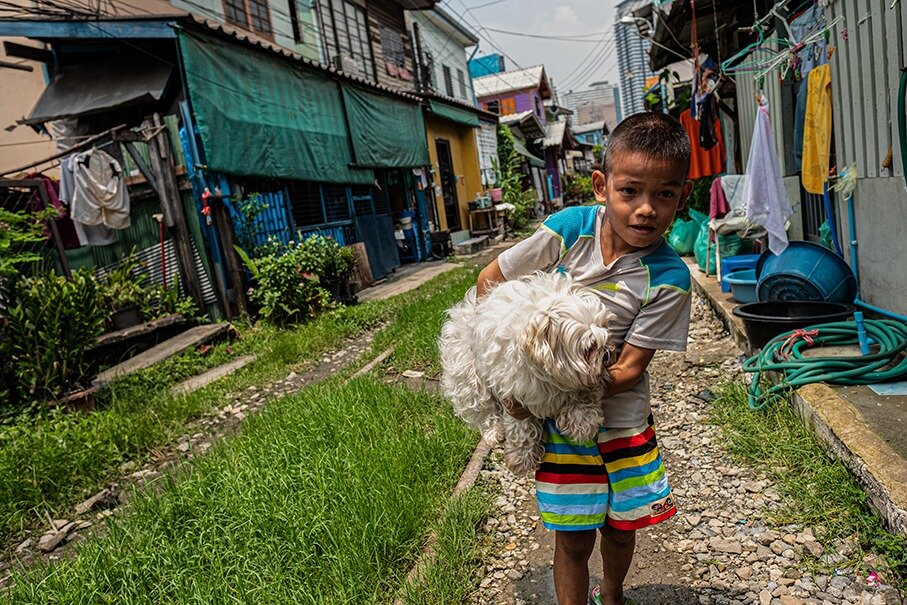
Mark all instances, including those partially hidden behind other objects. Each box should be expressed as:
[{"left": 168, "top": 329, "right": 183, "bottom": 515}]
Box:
[
  {"left": 26, "top": 58, "right": 173, "bottom": 125},
  {"left": 512, "top": 137, "right": 545, "bottom": 169},
  {"left": 427, "top": 99, "right": 480, "bottom": 127},
  {"left": 342, "top": 84, "right": 430, "bottom": 168},
  {"left": 177, "top": 30, "right": 374, "bottom": 185}
]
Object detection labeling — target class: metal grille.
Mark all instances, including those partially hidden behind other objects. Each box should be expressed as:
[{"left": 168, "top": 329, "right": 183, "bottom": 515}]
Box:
[
  {"left": 288, "top": 181, "right": 325, "bottom": 227},
  {"left": 801, "top": 188, "right": 829, "bottom": 243},
  {"left": 323, "top": 185, "right": 350, "bottom": 222}
]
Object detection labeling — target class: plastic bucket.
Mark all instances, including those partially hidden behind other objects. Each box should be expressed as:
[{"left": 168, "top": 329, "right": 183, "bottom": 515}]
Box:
[
  {"left": 755, "top": 241, "right": 857, "bottom": 303},
  {"left": 732, "top": 301, "right": 855, "bottom": 349},
  {"left": 724, "top": 269, "right": 758, "bottom": 303}
]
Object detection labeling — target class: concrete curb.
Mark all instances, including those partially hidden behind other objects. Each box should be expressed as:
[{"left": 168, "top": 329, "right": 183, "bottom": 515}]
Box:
[
  {"left": 392, "top": 437, "right": 492, "bottom": 605},
  {"left": 685, "top": 258, "right": 907, "bottom": 536}
]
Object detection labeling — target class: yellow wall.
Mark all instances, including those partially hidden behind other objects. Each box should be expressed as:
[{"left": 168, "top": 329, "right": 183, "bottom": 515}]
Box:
[
  {"left": 424, "top": 114, "right": 484, "bottom": 233},
  {"left": 0, "top": 38, "right": 56, "bottom": 176}
]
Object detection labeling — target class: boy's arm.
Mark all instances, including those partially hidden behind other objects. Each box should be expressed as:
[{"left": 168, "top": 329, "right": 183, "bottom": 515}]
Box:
[
  {"left": 477, "top": 258, "right": 506, "bottom": 297},
  {"left": 602, "top": 342, "right": 655, "bottom": 398}
]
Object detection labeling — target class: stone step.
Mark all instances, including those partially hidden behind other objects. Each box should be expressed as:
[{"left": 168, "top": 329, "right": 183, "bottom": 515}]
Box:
[
  {"left": 171, "top": 355, "right": 256, "bottom": 397},
  {"left": 93, "top": 323, "right": 231, "bottom": 386}
]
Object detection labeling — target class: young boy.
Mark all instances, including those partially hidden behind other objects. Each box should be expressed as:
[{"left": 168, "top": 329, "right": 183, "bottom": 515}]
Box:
[{"left": 476, "top": 112, "right": 694, "bottom": 605}]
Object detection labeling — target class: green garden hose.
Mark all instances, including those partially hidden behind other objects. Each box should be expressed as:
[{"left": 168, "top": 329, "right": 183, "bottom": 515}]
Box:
[{"left": 742, "top": 319, "right": 907, "bottom": 410}]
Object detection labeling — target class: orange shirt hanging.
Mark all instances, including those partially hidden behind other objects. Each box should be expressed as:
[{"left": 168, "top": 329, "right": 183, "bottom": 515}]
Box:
[{"left": 680, "top": 109, "right": 726, "bottom": 180}]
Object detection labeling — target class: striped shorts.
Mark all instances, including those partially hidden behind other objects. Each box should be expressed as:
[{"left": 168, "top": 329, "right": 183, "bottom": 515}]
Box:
[{"left": 535, "top": 415, "right": 676, "bottom": 531}]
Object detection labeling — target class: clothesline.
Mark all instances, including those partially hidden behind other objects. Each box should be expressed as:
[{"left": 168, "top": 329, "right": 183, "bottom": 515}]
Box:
[{"left": 0, "top": 124, "right": 126, "bottom": 177}]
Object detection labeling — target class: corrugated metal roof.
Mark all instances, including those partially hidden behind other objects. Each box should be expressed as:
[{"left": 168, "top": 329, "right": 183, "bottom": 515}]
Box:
[
  {"left": 572, "top": 121, "right": 605, "bottom": 134},
  {"left": 182, "top": 15, "right": 423, "bottom": 103},
  {"left": 473, "top": 65, "right": 546, "bottom": 99},
  {"left": 538, "top": 120, "right": 566, "bottom": 148}
]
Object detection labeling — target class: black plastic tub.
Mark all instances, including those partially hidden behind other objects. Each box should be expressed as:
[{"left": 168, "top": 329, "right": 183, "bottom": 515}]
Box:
[{"left": 732, "top": 301, "right": 855, "bottom": 349}]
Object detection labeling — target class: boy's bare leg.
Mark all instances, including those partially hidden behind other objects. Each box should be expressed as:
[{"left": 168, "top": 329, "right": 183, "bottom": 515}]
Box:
[
  {"left": 597, "top": 525, "right": 636, "bottom": 605},
  {"left": 554, "top": 530, "right": 597, "bottom": 605}
]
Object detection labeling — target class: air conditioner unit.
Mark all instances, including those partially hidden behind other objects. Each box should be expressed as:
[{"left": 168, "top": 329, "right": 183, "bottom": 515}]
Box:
[{"left": 330, "top": 53, "right": 359, "bottom": 75}]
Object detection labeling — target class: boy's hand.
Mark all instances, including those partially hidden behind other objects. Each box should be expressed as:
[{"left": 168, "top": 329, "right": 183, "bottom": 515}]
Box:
[{"left": 501, "top": 398, "right": 533, "bottom": 420}]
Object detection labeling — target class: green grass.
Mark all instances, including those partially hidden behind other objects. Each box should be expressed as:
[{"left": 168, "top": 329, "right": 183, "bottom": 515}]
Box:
[
  {"left": 1, "top": 378, "right": 478, "bottom": 604},
  {"left": 0, "top": 266, "right": 477, "bottom": 548},
  {"left": 400, "top": 489, "right": 490, "bottom": 605},
  {"left": 711, "top": 382, "right": 907, "bottom": 587},
  {"left": 371, "top": 267, "right": 479, "bottom": 376}
]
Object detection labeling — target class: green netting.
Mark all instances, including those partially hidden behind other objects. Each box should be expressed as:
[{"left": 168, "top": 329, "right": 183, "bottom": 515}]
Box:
[
  {"left": 341, "top": 84, "right": 430, "bottom": 168},
  {"left": 428, "top": 99, "right": 480, "bottom": 127},
  {"left": 177, "top": 30, "right": 374, "bottom": 185}
]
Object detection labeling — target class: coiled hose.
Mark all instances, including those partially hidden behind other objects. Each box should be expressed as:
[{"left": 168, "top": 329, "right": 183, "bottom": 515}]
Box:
[{"left": 742, "top": 319, "right": 907, "bottom": 410}]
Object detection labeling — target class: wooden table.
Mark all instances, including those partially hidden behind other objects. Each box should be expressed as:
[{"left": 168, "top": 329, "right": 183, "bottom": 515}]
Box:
[{"left": 469, "top": 207, "right": 505, "bottom": 237}]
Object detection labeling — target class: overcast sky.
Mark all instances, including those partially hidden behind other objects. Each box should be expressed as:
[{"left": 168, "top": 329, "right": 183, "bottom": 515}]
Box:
[{"left": 450, "top": 0, "right": 622, "bottom": 95}]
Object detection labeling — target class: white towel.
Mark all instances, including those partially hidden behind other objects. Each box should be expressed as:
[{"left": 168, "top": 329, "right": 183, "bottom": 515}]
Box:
[{"left": 742, "top": 96, "right": 792, "bottom": 255}]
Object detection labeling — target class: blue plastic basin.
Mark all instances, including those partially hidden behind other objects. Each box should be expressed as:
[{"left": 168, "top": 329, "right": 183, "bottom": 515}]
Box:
[
  {"left": 755, "top": 241, "right": 857, "bottom": 303},
  {"left": 719, "top": 254, "right": 761, "bottom": 292},
  {"left": 724, "top": 269, "right": 758, "bottom": 303}
]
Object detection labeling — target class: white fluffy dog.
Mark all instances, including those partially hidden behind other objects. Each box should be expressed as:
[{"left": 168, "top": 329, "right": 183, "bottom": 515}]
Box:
[{"left": 439, "top": 272, "right": 615, "bottom": 474}]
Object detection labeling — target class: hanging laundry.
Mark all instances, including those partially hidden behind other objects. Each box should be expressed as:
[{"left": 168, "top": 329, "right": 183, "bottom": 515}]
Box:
[
  {"left": 801, "top": 64, "right": 833, "bottom": 194},
  {"left": 699, "top": 94, "right": 721, "bottom": 150},
  {"left": 709, "top": 176, "right": 730, "bottom": 220},
  {"left": 23, "top": 173, "right": 80, "bottom": 249},
  {"left": 719, "top": 175, "right": 747, "bottom": 210},
  {"left": 59, "top": 153, "right": 115, "bottom": 246},
  {"left": 792, "top": 79, "right": 810, "bottom": 172},
  {"left": 789, "top": 3, "right": 829, "bottom": 78},
  {"left": 680, "top": 108, "right": 725, "bottom": 180},
  {"left": 743, "top": 96, "right": 792, "bottom": 255},
  {"left": 70, "top": 147, "right": 131, "bottom": 230}
]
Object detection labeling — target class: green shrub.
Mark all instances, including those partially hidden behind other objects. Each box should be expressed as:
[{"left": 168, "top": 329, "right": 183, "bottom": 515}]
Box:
[
  {"left": 0, "top": 270, "right": 105, "bottom": 405},
  {"left": 250, "top": 249, "right": 331, "bottom": 325},
  {"left": 562, "top": 173, "right": 594, "bottom": 204},
  {"left": 0, "top": 207, "right": 54, "bottom": 279},
  {"left": 496, "top": 124, "right": 537, "bottom": 230}
]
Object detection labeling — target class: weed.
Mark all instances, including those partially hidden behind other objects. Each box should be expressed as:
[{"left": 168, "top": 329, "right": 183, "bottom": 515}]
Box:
[
  {"left": 711, "top": 382, "right": 907, "bottom": 588},
  {"left": 400, "top": 488, "right": 491, "bottom": 605},
  {"left": 1, "top": 379, "right": 478, "bottom": 604}
]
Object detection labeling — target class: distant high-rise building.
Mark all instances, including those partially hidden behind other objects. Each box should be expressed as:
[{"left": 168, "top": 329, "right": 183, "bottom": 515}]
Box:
[
  {"left": 562, "top": 81, "right": 622, "bottom": 130},
  {"left": 614, "top": 0, "right": 659, "bottom": 119}
]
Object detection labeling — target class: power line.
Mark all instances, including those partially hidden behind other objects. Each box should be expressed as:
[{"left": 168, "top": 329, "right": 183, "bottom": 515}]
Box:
[
  {"left": 466, "top": 0, "right": 510, "bottom": 9},
  {"left": 558, "top": 32, "right": 613, "bottom": 87},
  {"left": 561, "top": 39, "right": 617, "bottom": 90},
  {"left": 483, "top": 27, "right": 613, "bottom": 42}
]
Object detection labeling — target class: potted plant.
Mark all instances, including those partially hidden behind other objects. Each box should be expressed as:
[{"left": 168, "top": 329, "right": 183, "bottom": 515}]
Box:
[{"left": 100, "top": 255, "right": 146, "bottom": 330}]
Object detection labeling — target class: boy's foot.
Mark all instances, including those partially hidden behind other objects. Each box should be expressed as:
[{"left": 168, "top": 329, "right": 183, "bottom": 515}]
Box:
[{"left": 589, "top": 585, "right": 636, "bottom": 605}]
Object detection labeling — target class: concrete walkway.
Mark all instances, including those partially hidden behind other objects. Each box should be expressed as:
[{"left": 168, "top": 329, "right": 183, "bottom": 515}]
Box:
[
  {"left": 356, "top": 240, "right": 520, "bottom": 302},
  {"left": 686, "top": 258, "right": 907, "bottom": 536},
  {"left": 470, "top": 272, "right": 904, "bottom": 605}
]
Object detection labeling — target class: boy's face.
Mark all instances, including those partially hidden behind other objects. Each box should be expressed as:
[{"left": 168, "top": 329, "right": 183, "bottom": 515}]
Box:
[{"left": 592, "top": 150, "right": 692, "bottom": 251}]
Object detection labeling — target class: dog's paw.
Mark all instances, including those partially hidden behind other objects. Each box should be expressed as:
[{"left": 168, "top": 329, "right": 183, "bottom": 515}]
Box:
[{"left": 503, "top": 451, "right": 538, "bottom": 475}]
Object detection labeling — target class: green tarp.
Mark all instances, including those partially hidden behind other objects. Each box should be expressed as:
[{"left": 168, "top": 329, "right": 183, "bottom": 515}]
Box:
[
  {"left": 428, "top": 99, "right": 480, "bottom": 127},
  {"left": 512, "top": 137, "right": 546, "bottom": 168},
  {"left": 341, "top": 85, "right": 430, "bottom": 168},
  {"left": 177, "top": 30, "right": 374, "bottom": 185}
]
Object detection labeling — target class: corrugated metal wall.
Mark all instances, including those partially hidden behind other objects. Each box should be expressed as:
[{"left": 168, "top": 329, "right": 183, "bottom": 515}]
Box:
[
  {"left": 734, "top": 49, "right": 787, "bottom": 174},
  {"left": 734, "top": 2, "right": 907, "bottom": 178},
  {"left": 827, "top": 0, "right": 906, "bottom": 178}
]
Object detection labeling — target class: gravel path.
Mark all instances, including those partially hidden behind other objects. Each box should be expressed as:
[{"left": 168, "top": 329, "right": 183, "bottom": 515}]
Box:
[{"left": 470, "top": 294, "right": 904, "bottom": 605}]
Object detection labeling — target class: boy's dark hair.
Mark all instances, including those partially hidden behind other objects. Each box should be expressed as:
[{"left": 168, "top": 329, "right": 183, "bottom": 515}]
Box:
[{"left": 604, "top": 112, "right": 690, "bottom": 176}]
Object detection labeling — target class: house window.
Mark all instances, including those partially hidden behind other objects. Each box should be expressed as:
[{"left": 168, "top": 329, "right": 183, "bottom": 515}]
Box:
[
  {"left": 224, "top": 0, "right": 273, "bottom": 36},
  {"left": 288, "top": 0, "right": 302, "bottom": 43},
  {"left": 500, "top": 97, "right": 516, "bottom": 116},
  {"left": 443, "top": 65, "right": 453, "bottom": 97},
  {"left": 535, "top": 95, "right": 542, "bottom": 117},
  {"left": 485, "top": 100, "right": 499, "bottom": 115},
  {"left": 457, "top": 68, "right": 467, "bottom": 99},
  {"left": 380, "top": 25, "right": 405, "bottom": 68},
  {"left": 317, "top": 0, "right": 374, "bottom": 80}
]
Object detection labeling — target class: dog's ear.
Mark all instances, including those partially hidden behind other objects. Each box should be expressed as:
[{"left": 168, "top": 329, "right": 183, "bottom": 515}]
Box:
[{"left": 522, "top": 311, "right": 555, "bottom": 367}]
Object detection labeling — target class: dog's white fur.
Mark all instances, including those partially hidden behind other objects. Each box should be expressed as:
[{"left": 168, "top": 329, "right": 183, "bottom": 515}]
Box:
[{"left": 439, "top": 272, "right": 614, "bottom": 474}]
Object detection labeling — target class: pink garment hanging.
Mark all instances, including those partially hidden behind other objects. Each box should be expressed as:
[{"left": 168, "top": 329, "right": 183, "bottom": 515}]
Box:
[{"left": 709, "top": 176, "right": 731, "bottom": 219}]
